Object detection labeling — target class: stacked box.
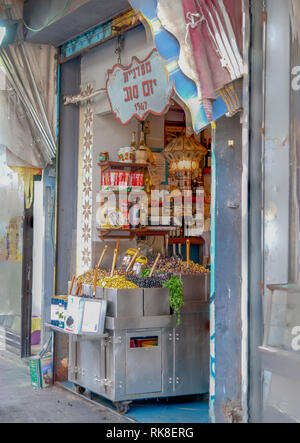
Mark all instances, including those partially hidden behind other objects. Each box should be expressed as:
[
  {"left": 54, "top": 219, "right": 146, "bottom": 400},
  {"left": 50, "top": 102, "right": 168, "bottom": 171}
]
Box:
[
  {"left": 65, "top": 295, "right": 107, "bottom": 335},
  {"left": 29, "top": 354, "right": 53, "bottom": 389},
  {"left": 51, "top": 296, "right": 68, "bottom": 328}
]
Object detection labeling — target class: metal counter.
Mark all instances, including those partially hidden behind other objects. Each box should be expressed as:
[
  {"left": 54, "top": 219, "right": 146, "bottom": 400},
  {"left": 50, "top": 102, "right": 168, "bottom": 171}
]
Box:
[{"left": 68, "top": 274, "right": 210, "bottom": 413}]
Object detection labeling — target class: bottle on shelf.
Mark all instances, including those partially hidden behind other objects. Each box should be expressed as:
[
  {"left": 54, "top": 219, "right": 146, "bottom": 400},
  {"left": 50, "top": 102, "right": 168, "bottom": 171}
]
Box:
[
  {"left": 135, "top": 130, "right": 149, "bottom": 164},
  {"left": 130, "top": 132, "right": 137, "bottom": 151},
  {"left": 139, "top": 130, "right": 146, "bottom": 149},
  {"left": 139, "top": 194, "right": 148, "bottom": 228},
  {"left": 130, "top": 200, "right": 140, "bottom": 229}
]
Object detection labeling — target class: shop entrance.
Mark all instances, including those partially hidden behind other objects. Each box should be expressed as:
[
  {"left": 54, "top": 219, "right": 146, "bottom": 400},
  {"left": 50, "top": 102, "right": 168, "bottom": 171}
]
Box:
[
  {"left": 58, "top": 103, "right": 244, "bottom": 422},
  {"left": 69, "top": 92, "right": 214, "bottom": 419},
  {"left": 56, "top": 17, "right": 246, "bottom": 422}
]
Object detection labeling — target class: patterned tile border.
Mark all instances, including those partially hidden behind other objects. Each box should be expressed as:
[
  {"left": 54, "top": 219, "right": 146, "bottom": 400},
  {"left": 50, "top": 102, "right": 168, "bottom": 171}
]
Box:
[{"left": 77, "top": 84, "right": 94, "bottom": 274}]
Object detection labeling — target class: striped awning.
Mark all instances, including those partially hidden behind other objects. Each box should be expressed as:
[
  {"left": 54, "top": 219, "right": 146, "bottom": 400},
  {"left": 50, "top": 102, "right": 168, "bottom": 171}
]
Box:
[{"left": 129, "top": 0, "right": 243, "bottom": 133}]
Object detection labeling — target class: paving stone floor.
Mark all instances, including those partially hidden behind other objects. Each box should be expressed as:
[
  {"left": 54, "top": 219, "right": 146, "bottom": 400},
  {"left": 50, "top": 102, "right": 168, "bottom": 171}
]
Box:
[{"left": 0, "top": 352, "right": 130, "bottom": 423}]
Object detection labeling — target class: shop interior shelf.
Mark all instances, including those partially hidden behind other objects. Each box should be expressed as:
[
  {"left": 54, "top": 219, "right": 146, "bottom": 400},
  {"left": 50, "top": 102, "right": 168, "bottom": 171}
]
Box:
[
  {"left": 98, "top": 161, "right": 148, "bottom": 173},
  {"left": 45, "top": 323, "right": 108, "bottom": 340},
  {"left": 97, "top": 226, "right": 176, "bottom": 240},
  {"left": 168, "top": 237, "right": 205, "bottom": 245},
  {"left": 100, "top": 186, "right": 144, "bottom": 192}
]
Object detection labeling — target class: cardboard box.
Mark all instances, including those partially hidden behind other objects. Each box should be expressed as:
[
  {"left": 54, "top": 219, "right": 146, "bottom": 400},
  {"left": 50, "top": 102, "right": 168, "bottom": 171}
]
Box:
[
  {"left": 50, "top": 297, "right": 60, "bottom": 327},
  {"left": 40, "top": 354, "right": 53, "bottom": 388},
  {"left": 29, "top": 353, "right": 53, "bottom": 389},
  {"left": 64, "top": 296, "right": 83, "bottom": 334},
  {"left": 51, "top": 296, "right": 68, "bottom": 328},
  {"left": 64, "top": 296, "right": 107, "bottom": 335}
]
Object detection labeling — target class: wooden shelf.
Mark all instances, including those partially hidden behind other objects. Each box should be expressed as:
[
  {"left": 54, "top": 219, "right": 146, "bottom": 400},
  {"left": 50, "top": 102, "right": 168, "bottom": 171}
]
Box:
[
  {"left": 98, "top": 161, "right": 148, "bottom": 173},
  {"left": 168, "top": 237, "right": 205, "bottom": 245},
  {"left": 97, "top": 227, "right": 175, "bottom": 240},
  {"left": 100, "top": 186, "right": 144, "bottom": 193}
]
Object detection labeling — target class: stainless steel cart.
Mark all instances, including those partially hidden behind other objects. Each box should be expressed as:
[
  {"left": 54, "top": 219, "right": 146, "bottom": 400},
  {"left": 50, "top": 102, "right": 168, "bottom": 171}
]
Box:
[{"left": 68, "top": 275, "right": 210, "bottom": 414}]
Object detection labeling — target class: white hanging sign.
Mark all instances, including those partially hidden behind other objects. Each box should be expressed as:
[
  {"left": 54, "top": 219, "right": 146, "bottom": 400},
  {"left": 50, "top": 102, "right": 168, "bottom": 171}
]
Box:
[{"left": 106, "top": 49, "right": 173, "bottom": 125}]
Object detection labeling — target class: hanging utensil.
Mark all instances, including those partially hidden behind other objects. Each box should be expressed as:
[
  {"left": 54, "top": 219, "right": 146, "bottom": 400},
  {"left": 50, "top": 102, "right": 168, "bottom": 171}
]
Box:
[
  {"left": 176, "top": 228, "right": 182, "bottom": 261},
  {"left": 93, "top": 267, "right": 98, "bottom": 296},
  {"left": 110, "top": 248, "right": 118, "bottom": 278},
  {"left": 75, "top": 282, "right": 82, "bottom": 297},
  {"left": 150, "top": 253, "right": 161, "bottom": 277},
  {"left": 69, "top": 275, "right": 76, "bottom": 295},
  {"left": 170, "top": 230, "right": 177, "bottom": 260},
  {"left": 115, "top": 239, "right": 121, "bottom": 268},
  {"left": 126, "top": 248, "right": 141, "bottom": 273},
  {"left": 186, "top": 239, "right": 191, "bottom": 269},
  {"left": 165, "top": 234, "right": 169, "bottom": 257},
  {"left": 97, "top": 245, "right": 108, "bottom": 269},
  {"left": 116, "top": 239, "right": 120, "bottom": 256},
  {"left": 178, "top": 243, "right": 183, "bottom": 261},
  {"left": 172, "top": 243, "right": 178, "bottom": 260}
]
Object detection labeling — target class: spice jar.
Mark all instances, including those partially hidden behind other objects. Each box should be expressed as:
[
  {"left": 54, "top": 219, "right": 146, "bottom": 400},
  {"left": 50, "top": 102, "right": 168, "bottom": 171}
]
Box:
[
  {"left": 135, "top": 147, "right": 148, "bottom": 163},
  {"left": 123, "top": 147, "right": 134, "bottom": 163},
  {"left": 99, "top": 152, "right": 108, "bottom": 163},
  {"left": 121, "top": 248, "right": 138, "bottom": 269},
  {"left": 132, "top": 256, "right": 148, "bottom": 276}
]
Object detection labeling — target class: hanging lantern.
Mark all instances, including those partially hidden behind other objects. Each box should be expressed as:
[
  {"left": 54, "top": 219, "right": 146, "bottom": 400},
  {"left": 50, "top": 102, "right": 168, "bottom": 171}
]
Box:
[{"left": 163, "top": 134, "right": 207, "bottom": 172}]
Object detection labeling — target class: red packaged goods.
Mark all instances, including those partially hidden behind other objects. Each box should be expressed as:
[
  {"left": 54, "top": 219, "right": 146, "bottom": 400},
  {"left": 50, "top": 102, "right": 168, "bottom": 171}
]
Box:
[
  {"left": 112, "top": 171, "right": 119, "bottom": 186},
  {"left": 118, "top": 172, "right": 121, "bottom": 186},
  {"left": 107, "top": 171, "right": 113, "bottom": 186},
  {"left": 113, "top": 171, "right": 118, "bottom": 186},
  {"left": 118, "top": 171, "right": 129, "bottom": 187},
  {"left": 118, "top": 171, "right": 125, "bottom": 186},
  {"left": 129, "top": 173, "right": 135, "bottom": 187},
  {"left": 124, "top": 172, "right": 130, "bottom": 186},
  {"left": 136, "top": 173, "right": 144, "bottom": 187}
]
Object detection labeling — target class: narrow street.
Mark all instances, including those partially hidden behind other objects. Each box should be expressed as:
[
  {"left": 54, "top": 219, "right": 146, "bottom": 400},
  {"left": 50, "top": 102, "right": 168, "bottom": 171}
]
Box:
[{"left": 0, "top": 353, "right": 129, "bottom": 423}]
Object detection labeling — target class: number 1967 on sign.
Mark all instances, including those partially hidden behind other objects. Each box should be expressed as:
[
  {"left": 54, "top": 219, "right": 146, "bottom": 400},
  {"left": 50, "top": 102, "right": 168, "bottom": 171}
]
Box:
[{"left": 135, "top": 102, "right": 148, "bottom": 112}]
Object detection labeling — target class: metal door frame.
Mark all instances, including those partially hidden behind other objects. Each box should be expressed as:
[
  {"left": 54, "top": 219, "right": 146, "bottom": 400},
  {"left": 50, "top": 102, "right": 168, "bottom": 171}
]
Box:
[
  {"left": 209, "top": 0, "right": 250, "bottom": 423},
  {"left": 21, "top": 200, "right": 34, "bottom": 358}
]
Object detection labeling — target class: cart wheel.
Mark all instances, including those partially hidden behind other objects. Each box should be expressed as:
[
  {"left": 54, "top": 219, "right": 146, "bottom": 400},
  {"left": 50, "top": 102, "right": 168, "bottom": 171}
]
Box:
[
  {"left": 115, "top": 401, "right": 131, "bottom": 414},
  {"left": 75, "top": 384, "right": 86, "bottom": 395}
]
